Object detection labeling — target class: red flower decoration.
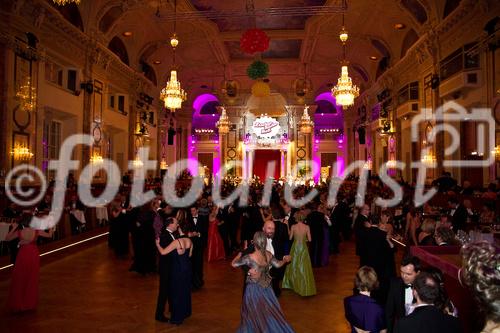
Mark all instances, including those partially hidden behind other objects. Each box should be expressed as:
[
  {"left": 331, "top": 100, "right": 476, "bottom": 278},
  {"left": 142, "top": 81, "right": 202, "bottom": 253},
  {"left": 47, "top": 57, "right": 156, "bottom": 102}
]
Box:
[{"left": 240, "top": 29, "right": 270, "bottom": 54}]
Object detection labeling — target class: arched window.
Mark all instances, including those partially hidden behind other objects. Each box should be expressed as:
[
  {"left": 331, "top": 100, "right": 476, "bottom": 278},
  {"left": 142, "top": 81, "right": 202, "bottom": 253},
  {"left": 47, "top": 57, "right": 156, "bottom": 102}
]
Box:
[
  {"left": 108, "top": 36, "right": 129, "bottom": 66},
  {"left": 400, "top": 29, "right": 419, "bottom": 58},
  {"left": 53, "top": 2, "right": 84, "bottom": 31},
  {"left": 99, "top": 6, "right": 123, "bottom": 34},
  {"left": 401, "top": 0, "right": 428, "bottom": 24},
  {"left": 140, "top": 62, "right": 157, "bottom": 86}
]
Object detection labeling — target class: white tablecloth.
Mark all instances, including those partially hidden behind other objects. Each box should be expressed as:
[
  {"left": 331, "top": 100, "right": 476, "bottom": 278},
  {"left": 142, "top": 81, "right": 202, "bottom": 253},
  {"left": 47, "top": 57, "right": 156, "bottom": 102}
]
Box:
[
  {"left": 71, "top": 210, "right": 86, "bottom": 224},
  {"left": 96, "top": 206, "right": 108, "bottom": 221}
]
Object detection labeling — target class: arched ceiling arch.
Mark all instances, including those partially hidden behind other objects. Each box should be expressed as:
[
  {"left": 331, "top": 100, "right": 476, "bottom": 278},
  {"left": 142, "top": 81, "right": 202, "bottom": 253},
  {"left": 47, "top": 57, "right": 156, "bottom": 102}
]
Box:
[{"left": 74, "top": 0, "right": 446, "bottom": 98}]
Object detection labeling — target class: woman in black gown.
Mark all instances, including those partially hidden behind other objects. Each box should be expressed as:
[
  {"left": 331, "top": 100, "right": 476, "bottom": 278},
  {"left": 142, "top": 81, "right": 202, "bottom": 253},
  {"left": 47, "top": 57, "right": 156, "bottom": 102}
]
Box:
[{"left": 155, "top": 225, "right": 193, "bottom": 325}]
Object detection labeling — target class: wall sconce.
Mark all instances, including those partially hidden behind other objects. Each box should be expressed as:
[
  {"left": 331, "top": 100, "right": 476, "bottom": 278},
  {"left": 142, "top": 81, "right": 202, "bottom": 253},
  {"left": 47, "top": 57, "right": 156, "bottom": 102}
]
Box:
[
  {"left": 11, "top": 144, "right": 33, "bottom": 160},
  {"left": 90, "top": 153, "right": 103, "bottom": 164}
]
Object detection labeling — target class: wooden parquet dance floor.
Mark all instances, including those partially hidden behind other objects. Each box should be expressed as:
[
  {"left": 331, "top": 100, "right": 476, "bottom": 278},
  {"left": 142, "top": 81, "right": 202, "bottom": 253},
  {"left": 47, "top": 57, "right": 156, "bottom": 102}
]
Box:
[{"left": 0, "top": 240, "right": 360, "bottom": 332}]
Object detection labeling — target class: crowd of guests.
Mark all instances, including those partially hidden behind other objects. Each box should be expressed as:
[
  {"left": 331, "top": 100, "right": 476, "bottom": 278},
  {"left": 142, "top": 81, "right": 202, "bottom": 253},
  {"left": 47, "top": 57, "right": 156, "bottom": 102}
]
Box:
[{"left": 1, "top": 170, "right": 499, "bottom": 332}]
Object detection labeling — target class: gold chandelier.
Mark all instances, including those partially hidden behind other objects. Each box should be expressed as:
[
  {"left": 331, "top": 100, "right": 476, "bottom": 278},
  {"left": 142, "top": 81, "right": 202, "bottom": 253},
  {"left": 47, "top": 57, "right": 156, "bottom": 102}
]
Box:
[
  {"left": 332, "top": 65, "right": 359, "bottom": 108},
  {"left": 332, "top": 14, "right": 359, "bottom": 109},
  {"left": 298, "top": 106, "right": 314, "bottom": 134},
  {"left": 52, "top": 0, "right": 80, "bottom": 5},
  {"left": 160, "top": 69, "right": 186, "bottom": 110},
  {"left": 160, "top": 0, "right": 186, "bottom": 111},
  {"left": 216, "top": 107, "right": 231, "bottom": 134},
  {"left": 11, "top": 144, "right": 33, "bottom": 161},
  {"left": 16, "top": 77, "right": 36, "bottom": 112}
]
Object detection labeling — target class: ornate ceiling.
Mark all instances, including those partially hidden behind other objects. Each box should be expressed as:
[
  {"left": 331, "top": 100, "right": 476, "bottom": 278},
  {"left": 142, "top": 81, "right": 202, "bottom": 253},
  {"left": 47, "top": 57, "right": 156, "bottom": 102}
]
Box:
[{"left": 53, "top": 0, "right": 463, "bottom": 102}]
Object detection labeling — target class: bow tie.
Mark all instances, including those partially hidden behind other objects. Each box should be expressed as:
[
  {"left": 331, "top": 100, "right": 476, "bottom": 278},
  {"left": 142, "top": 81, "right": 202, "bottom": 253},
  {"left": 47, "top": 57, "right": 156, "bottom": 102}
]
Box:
[{"left": 404, "top": 284, "right": 412, "bottom": 289}]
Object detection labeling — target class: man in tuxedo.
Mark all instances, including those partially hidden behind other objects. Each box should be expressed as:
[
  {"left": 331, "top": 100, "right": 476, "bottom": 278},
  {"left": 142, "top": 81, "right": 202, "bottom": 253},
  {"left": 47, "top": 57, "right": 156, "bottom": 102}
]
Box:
[
  {"left": 155, "top": 217, "right": 178, "bottom": 322},
  {"left": 263, "top": 219, "right": 287, "bottom": 297},
  {"left": 386, "top": 256, "right": 421, "bottom": 333},
  {"left": 282, "top": 202, "right": 296, "bottom": 227},
  {"left": 448, "top": 197, "right": 470, "bottom": 232},
  {"left": 241, "top": 220, "right": 287, "bottom": 297},
  {"left": 188, "top": 206, "right": 208, "bottom": 290},
  {"left": 394, "top": 272, "right": 462, "bottom": 333},
  {"left": 354, "top": 204, "right": 370, "bottom": 260},
  {"left": 359, "top": 219, "right": 395, "bottom": 303}
]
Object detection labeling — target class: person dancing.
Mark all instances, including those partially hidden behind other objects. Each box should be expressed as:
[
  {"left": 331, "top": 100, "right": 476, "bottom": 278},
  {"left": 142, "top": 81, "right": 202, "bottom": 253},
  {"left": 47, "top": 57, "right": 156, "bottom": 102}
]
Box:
[
  {"left": 231, "top": 232, "right": 294, "bottom": 333},
  {"left": 6, "top": 215, "right": 54, "bottom": 312},
  {"left": 282, "top": 211, "right": 316, "bottom": 296}
]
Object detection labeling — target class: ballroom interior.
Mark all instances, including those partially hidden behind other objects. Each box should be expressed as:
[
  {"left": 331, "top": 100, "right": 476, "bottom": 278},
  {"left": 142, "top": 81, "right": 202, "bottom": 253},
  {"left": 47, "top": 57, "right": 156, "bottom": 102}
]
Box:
[{"left": 0, "top": 0, "right": 499, "bottom": 332}]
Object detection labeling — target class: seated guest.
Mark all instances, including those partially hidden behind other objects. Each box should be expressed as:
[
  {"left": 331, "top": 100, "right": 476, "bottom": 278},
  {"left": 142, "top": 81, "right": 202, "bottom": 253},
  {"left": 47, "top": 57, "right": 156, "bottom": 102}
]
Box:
[
  {"left": 439, "top": 214, "right": 452, "bottom": 229},
  {"left": 418, "top": 219, "right": 436, "bottom": 246},
  {"left": 461, "top": 242, "right": 500, "bottom": 333},
  {"left": 386, "top": 256, "right": 421, "bottom": 333},
  {"left": 394, "top": 272, "right": 462, "bottom": 333},
  {"left": 434, "top": 226, "right": 456, "bottom": 246},
  {"left": 344, "top": 266, "right": 387, "bottom": 333},
  {"left": 448, "top": 197, "right": 470, "bottom": 232},
  {"left": 460, "top": 180, "right": 474, "bottom": 196},
  {"left": 424, "top": 267, "right": 458, "bottom": 317},
  {"left": 479, "top": 202, "right": 496, "bottom": 225},
  {"left": 481, "top": 183, "right": 498, "bottom": 200}
]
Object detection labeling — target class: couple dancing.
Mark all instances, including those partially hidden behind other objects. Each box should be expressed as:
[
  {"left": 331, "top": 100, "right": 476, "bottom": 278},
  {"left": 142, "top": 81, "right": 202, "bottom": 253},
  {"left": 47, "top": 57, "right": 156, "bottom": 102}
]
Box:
[
  {"left": 154, "top": 217, "right": 192, "bottom": 325},
  {"left": 232, "top": 229, "right": 295, "bottom": 333}
]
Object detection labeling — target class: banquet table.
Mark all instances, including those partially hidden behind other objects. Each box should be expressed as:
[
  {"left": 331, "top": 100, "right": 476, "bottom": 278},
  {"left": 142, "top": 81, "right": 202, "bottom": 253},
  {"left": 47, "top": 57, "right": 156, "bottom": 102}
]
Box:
[{"left": 410, "top": 246, "right": 482, "bottom": 333}]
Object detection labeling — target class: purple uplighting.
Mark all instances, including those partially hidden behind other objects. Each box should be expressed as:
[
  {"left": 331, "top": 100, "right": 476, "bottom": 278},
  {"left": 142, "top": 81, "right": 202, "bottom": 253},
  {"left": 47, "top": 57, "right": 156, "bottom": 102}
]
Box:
[{"left": 192, "top": 93, "right": 220, "bottom": 130}]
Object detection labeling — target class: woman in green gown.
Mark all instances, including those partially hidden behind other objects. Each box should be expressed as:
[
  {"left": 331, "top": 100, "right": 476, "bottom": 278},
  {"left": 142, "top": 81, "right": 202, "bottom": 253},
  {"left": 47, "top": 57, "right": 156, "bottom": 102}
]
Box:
[{"left": 282, "top": 211, "right": 317, "bottom": 296}]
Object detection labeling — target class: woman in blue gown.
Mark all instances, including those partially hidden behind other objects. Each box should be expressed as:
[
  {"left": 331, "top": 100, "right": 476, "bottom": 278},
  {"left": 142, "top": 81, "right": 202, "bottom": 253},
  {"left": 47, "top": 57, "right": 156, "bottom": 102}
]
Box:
[
  {"left": 156, "top": 227, "right": 193, "bottom": 325},
  {"left": 232, "top": 231, "right": 294, "bottom": 333}
]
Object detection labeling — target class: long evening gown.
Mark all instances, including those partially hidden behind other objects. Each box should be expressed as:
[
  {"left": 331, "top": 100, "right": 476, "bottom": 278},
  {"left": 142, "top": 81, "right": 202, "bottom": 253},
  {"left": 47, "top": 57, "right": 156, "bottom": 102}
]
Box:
[
  {"left": 282, "top": 235, "right": 316, "bottom": 297},
  {"left": 168, "top": 240, "right": 192, "bottom": 324},
  {"left": 7, "top": 230, "right": 40, "bottom": 312},
  {"left": 207, "top": 218, "right": 225, "bottom": 262},
  {"left": 233, "top": 255, "right": 295, "bottom": 333}
]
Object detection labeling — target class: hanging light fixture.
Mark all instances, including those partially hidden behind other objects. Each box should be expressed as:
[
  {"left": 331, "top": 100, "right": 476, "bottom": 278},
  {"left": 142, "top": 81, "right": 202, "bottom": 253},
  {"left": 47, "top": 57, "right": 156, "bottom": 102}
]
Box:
[
  {"left": 11, "top": 144, "right": 33, "bottom": 161},
  {"left": 52, "top": 0, "right": 81, "bottom": 5},
  {"left": 332, "top": 14, "right": 359, "bottom": 109},
  {"left": 216, "top": 107, "right": 231, "bottom": 134},
  {"left": 16, "top": 76, "right": 36, "bottom": 112},
  {"left": 160, "top": 0, "right": 186, "bottom": 111},
  {"left": 339, "top": 14, "right": 348, "bottom": 44},
  {"left": 298, "top": 106, "right": 314, "bottom": 134}
]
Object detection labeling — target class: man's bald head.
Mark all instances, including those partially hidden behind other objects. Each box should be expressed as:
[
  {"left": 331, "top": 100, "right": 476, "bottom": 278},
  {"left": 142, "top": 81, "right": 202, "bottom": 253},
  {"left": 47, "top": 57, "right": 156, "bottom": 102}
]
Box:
[{"left": 263, "top": 220, "right": 275, "bottom": 239}]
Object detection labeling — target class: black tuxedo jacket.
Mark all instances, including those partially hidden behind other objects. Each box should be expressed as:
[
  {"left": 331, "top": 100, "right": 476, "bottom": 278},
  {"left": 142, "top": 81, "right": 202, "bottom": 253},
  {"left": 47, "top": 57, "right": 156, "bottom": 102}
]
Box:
[
  {"left": 354, "top": 214, "right": 369, "bottom": 255},
  {"left": 451, "top": 205, "right": 469, "bottom": 232},
  {"left": 186, "top": 215, "right": 209, "bottom": 248},
  {"left": 158, "top": 230, "right": 176, "bottom": 268},
  {"left": 385, "top": 277, "right": 406, "bottom": 333},
  {"left": 394, "top": 305, "right": 462, "bottom": 333},
  {"left": 272, "top": 221, "right": 288, "bottom": 259},
  {"left": 359, "top": 226, "right": 392, "bottom": 274}
]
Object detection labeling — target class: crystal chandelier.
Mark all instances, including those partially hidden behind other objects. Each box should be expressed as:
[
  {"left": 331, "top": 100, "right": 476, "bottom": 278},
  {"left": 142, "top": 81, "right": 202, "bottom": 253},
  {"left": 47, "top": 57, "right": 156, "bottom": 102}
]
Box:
[
  {"left": 160, "top": 69, "right": 186, "bottom": 110},
  {"left": 332, "top": 14, "right": 359, "bottom": 109},
  {"left": 90, "top": 153, "right": 103, "bottom": 164},
  {"left": 298, "top": 106, "right": 314, "bottom": 134},
  {"left": 16, "top": 77, "right": 36, "bottom": 112},
  {"left": 333, "top": 65, "right": 359, "bottom": 108},
  {"left": 11, "top": 144, "right": 33, "bottom": 161},
  {"left": 216, "top": 107, "right": 231, "bottom": 134},
  {"left": 160, "top": 0, "right": 186, "bottom": 111},
  {"left": 52, "top": 0, "right": 81, "bottom": 5}
]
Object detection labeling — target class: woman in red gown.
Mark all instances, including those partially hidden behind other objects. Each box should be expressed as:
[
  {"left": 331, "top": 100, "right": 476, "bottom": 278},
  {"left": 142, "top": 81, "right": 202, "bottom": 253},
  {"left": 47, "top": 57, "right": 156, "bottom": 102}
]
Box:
[
  {"left": 5, "top": 218, "right": 54, "bottom": 312},
  {"left": 207, "top": 206, "right": 225, "bottom": 262}
]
